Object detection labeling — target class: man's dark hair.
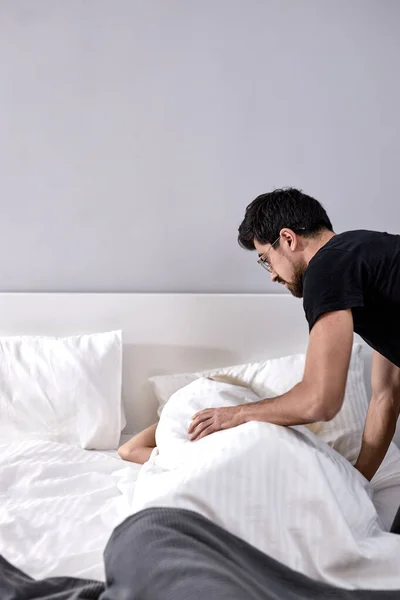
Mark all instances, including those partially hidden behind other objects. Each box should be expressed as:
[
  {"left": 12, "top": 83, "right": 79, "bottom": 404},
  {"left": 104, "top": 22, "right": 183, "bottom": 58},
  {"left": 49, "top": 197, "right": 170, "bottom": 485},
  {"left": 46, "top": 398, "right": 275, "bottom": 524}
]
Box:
[{"left": 238, "top": 187, "right": 333, "bottom": 250}]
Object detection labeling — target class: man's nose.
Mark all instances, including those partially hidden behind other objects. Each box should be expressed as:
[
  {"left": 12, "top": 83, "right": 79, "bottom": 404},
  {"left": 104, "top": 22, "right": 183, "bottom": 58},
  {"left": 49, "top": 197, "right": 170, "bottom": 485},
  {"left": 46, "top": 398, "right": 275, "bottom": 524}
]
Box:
[{"left": 270, "top": 270, "right": 279, "bottom": 283}]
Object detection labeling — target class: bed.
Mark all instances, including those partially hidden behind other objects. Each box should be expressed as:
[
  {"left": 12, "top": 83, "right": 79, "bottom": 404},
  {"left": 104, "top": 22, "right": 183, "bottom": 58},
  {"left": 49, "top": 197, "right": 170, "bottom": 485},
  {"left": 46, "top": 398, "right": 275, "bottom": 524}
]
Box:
[{"left": 0, "top": 293, "right": 400, "bottom": 593}]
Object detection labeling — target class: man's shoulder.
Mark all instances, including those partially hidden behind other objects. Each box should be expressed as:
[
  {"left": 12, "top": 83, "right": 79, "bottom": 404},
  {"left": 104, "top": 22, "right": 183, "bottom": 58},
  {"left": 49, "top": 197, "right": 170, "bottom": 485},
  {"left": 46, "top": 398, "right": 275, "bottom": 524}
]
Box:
[
  {"left": 320, "top": 229, "right": 380, "bottom": 250},
  {"left": 307, "top": 230, "right": 379, "bottom": 268},
  {"left": 302, "top": 232, "right": 370, "bottom": 324},
  {"left": 311, "top": 230, "right": 399, "bottom": 268},
  {"left": 324, "top": 229, "right": 397, "bottom": 250},
  {"left": 303, "top": 232, "right": 366, "bottom": 297},
  {"left": 306, "top": 233, "right": 353, "bottom": 271}
]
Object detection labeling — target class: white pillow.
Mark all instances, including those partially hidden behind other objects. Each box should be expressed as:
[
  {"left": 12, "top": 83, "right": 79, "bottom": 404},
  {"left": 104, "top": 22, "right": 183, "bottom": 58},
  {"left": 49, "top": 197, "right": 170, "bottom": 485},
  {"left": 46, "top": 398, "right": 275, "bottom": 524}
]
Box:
[
  {"left": 150, "top": 343, "right": 400, "bottom": 529},
  {"left": 0, "top": 330, "right": 123, "bottom": 450}
]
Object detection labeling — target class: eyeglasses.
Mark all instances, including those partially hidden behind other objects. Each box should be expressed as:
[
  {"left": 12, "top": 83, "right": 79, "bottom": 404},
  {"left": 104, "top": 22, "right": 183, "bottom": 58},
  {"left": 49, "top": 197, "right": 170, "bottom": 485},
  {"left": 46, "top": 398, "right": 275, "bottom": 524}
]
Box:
[{"left": 257, "top": 236, "right": 280, "bottom": 272}]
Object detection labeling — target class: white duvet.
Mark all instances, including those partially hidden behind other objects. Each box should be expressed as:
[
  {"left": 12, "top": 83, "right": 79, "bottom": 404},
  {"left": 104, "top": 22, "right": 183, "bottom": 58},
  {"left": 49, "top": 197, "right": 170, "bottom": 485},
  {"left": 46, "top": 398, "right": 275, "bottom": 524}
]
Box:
[
  {"left": 133, "top": 378, "right": 400, "bottom": 590},
  {"left": 0, "top": 439, "right": 138, "bottom": 581}
]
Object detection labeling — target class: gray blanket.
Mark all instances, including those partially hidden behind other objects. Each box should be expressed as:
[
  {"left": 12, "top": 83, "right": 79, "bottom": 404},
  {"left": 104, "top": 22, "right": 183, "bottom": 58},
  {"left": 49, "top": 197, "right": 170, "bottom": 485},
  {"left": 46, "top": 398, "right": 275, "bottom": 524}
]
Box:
[{"left": 1, "top": 507, "right": 399, "bottom": 600}]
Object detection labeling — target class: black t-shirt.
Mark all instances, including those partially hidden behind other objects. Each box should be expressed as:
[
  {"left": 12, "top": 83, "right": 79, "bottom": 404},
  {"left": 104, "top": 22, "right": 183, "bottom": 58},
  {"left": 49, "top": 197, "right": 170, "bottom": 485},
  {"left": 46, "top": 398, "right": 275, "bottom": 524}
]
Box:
[{"left": 303, "top": 230, "right": 400, "bottom": 367}]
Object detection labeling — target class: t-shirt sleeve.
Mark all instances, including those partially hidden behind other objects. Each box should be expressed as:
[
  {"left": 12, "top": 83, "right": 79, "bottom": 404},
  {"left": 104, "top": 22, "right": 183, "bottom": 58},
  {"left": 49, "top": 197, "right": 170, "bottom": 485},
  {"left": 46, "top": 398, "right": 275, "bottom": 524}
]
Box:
[{"left": 303, "top": 249, "right": 365, "bottom": 332}]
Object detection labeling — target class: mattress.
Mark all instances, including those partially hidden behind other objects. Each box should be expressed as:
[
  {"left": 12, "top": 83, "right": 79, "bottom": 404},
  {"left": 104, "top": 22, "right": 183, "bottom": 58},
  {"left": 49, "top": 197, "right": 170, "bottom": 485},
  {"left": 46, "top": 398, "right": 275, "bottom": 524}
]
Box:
[{"left": 0, "top": 438, "right": 140, "bottom": 581}]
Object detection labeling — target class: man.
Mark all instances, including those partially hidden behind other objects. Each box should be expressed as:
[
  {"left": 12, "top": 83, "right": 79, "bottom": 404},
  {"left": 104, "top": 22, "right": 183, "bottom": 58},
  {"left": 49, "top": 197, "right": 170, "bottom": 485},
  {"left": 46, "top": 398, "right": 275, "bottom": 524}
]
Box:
[{"left": 188, "top": 187, "right": 400, "bottom": 481}]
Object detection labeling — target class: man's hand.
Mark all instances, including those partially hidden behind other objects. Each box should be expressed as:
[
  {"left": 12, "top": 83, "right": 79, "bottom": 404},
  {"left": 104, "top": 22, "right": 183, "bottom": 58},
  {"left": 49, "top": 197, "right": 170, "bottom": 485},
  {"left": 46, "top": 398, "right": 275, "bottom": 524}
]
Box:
[{"left": 188, "top": 406, "right": 246, "bottom": 441}]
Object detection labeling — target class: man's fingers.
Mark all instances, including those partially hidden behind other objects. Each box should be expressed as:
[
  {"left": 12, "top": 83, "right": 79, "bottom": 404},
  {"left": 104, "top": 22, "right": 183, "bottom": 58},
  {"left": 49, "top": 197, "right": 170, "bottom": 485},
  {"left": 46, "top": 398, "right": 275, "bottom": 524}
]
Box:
[
  {"left": 188, "top": 416, "right": 202, "bottom": 434},
  {"left": 188, "top": 410, "right": 212, "bottom": 434},
  {"left": 192, "top": 408, "right": 212, "bottom": 421},
  {"left": 189, "top": 418, "right": 213, "bottom": 440},
  {"left": 194, "top": 425, "right": 215, "bottom": 441}
]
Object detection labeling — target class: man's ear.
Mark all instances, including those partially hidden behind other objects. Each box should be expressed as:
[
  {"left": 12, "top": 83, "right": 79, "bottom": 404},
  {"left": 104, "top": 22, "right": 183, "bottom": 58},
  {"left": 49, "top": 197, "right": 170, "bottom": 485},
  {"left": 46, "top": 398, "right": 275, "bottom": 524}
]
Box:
[{"left": 279, "top": 228, "right": 298, "bottom": 251}]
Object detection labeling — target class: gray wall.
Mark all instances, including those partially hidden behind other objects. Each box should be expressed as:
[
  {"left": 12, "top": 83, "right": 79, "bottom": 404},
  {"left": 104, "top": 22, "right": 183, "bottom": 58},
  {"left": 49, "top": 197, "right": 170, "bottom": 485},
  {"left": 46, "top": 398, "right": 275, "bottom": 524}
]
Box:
[{"left": 0, "top": 0, "right": 399, "bottom": 292}]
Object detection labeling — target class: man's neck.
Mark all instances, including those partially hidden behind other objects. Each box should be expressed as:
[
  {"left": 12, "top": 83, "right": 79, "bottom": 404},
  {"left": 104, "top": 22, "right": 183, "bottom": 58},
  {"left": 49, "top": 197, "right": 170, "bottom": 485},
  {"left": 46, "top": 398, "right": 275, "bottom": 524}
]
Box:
[{"left": 303, "top": 231, "right": 336, "bottom": 266}]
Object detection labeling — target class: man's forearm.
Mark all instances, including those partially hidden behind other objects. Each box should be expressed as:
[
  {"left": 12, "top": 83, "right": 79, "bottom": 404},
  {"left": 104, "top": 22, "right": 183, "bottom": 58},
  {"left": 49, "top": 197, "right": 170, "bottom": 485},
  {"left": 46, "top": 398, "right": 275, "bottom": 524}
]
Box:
[
  {"left": 354, "top": 395, "right": 398, "bottom": 481},
  {"left": 243, "top": 380, "right": 338, "bottom": 426}
]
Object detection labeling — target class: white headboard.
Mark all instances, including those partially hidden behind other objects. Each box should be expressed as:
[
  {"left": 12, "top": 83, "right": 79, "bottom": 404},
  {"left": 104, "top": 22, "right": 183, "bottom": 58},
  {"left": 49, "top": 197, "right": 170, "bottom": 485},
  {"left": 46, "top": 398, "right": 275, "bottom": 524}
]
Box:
[{"left": 0, "top": 293, "right": 372, "bottom": 434}]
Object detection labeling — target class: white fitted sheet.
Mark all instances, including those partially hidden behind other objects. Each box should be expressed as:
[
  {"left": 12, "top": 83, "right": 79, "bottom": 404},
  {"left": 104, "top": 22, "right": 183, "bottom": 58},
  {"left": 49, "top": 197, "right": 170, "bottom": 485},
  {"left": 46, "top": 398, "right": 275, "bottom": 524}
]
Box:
[{"left": 0, "top": 439, "right": 140, "bottom": 581}]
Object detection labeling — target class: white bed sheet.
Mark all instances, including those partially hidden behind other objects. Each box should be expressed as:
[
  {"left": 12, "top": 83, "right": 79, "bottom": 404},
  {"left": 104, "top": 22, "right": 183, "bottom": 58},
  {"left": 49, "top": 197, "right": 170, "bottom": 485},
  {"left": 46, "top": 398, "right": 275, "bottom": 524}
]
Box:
[{"left": 0, "top": 439, "right": 139, "bottom": 581}]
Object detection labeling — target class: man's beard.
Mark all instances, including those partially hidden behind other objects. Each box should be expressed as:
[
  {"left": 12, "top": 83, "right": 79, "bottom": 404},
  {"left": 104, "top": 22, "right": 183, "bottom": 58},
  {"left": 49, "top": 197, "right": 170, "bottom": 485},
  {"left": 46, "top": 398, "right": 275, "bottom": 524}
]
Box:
[{"left": 277, "top": 263, "right": 305, "bottom": 298}]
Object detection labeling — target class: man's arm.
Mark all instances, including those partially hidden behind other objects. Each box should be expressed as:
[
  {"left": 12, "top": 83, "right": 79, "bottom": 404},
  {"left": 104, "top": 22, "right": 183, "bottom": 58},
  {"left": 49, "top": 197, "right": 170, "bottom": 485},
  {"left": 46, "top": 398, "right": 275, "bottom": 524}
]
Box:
[
  {"left": 189, "top": 310, "right": 354, "bottom": 440},
  {"left": 354, "top": 351, "right": 400, "bottom": 481}
]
